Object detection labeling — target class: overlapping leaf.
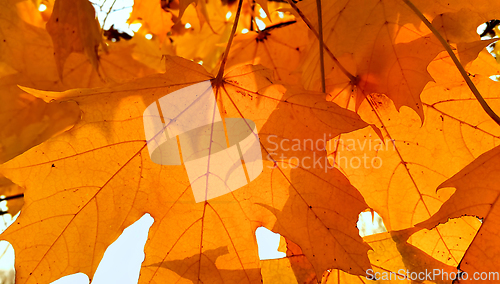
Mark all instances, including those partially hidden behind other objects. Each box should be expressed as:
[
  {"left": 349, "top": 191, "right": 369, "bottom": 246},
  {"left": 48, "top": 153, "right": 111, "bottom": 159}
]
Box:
[
  {"left": 324, "top": 48, "right": 500, "bottom": 276},
  {"left": 328, "top": 48, "right": 500, "bottom": 231},
  {"left": 46, "top": 0, "right": 104, "bottom": 76},
  {"left": 296, "top": 0, "right": 500, "bottom": 122},
  {"left": 0, "top": 0, "right": 160, "bottom": 164},
  {"left": 296, "top": 0, "right": 444, "bottom": 121},
  {"left": 226, "top": 20, "right": 310, "bottom": 85},
  {"left": 418, "top": 145, "right": 500, "bottom": 283},
  {"left": 263, "top": 216, "right": 479, "bottom": 284}
]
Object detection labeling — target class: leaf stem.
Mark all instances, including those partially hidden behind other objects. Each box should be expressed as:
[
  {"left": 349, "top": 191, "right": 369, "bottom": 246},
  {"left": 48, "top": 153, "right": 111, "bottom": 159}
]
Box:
[
  {"left": 286, "top": 0, "right": 357, "bottom": 83},
  {"left": 215, "top": 0, "right": 244, "bottom": 85},
  {"left": 316, "top": 0, "right": 326, "bottom": 92},
  {"left": 402, "top": 0, "right": 500, "bottom": 126},
  {"left": 101, "top": 0, "right": 118, "bottom": 34},
  {"left": 250, "top": 0, "right": 255, "bottom": 31},
  {"left": 0, "top": 193, "right": 24, "bottom": 202}
]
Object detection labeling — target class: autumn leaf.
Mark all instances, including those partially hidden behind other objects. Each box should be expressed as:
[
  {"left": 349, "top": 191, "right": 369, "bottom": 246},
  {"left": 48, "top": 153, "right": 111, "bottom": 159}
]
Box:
[
  {"left": 328, "top": 45, "right": 500, "bottom": 228},
  {"left": 226, "top": 20, "right": 310, "bottom": 85},
  {"left": 264, "top": 216, "right": 479, "bottom": 284},
  {"left": 294, "top": 0, "right": 500, "bottom": 123},
  {"left": 0, "top": 55, "right": 372, "bottom": 283},
  {"left": 0, "top": 95, "right": 81, "bottom": 164},
  {"left": 46, "top": 0, "right": 104, "bottom": 77},
  {"left": 0, "top": 0, "right": 162, "bottom": 162},
  {"left": 295, "top": 0, "right": 445, "bottom": 121},
  {"left": 417, "top": 145, "right": 500, "bottom": 283},
  {"left": 0, "top": 0, "right": 81, "bottom": 163},
  {"left": 430, "top": 3, "right": 500, "bottom": 45},
  {"left": 322, "top": 48, "right": 500, "bottom": 280}
]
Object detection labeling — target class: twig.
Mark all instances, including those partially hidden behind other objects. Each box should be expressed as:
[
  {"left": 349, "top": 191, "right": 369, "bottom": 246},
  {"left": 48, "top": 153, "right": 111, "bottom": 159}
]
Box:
[
  {"left": 0, "top": 194, "right": 24, "bottom": 202},
  {"left": 285, "top": 0, "right": 357, "bottom": 83},
  {"left": 215, "top": 0, "right": 244, "bottom": 85},
  {"left": 316, "top": 0, "right": 326, "bottom": 92},
  {"left": 102, "top": 0, "right": 118, "bottom": 32},
  {"left": 250, "top": 0, "right": 255, "bottom": 31}
]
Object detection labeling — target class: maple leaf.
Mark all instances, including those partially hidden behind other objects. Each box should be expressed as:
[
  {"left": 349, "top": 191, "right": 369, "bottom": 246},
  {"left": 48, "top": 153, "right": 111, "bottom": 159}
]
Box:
[
  {"left": 328, "top": 46, "right": 500, "bottom": 230},
  {"left": 0, "top": 0, "right": 161, "bottom": 224},
  {"left": 226, "top": 20, "right": 310, "bottom": 85},
  {"left": 323, "top": 48, "right": 500, "bottom": 279},
  {"left": 294, "top": 0, "right": 500, "bottom": 123},
  {"left": 46, "top": 0, "right": 104, "bottom": 77},
  {"left": 0, "top": 0, "right": 80, "bottom": 163},
  {"left": 0, "top": 55, "right": 371, "bottom": 283},
  {"left": 417, "top": 145, "right": 500, "bottom": 283},
  {"left": 264, "top": 215, "right": 480, "bottom": 284},
  {"left": 294, "top": 0, "right": 445, "bottom": 121},
  {"left": 0, "top": 0, "right": 161, "bottom": 161}
]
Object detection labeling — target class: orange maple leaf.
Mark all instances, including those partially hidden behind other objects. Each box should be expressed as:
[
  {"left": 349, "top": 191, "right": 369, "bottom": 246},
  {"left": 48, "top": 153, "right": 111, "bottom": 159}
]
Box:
[{"left": 0, "top": 56, "right": 372, "bottom": 283}]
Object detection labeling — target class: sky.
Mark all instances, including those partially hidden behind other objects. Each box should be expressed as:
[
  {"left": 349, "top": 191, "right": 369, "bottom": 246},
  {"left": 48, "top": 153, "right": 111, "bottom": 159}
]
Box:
[{"left": 0, "top": 1, "right": 386, "bottom": 283}]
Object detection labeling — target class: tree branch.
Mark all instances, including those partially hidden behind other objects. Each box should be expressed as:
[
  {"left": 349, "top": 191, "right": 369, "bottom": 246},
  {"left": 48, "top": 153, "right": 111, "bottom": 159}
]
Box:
[
  {"left": 316, "top": 0, "right": 326, "bottom": 92},
  {"left": 215, "top": 0, "right": 244, "bottom": 85}
]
